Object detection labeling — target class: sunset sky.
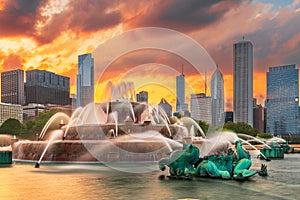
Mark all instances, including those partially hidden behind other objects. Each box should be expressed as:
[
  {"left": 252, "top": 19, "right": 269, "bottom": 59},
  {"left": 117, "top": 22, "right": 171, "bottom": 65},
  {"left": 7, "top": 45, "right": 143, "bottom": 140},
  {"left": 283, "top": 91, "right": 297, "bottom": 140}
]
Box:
[{"left": 0, "top": 0, "right": 300, "bottom": 111}]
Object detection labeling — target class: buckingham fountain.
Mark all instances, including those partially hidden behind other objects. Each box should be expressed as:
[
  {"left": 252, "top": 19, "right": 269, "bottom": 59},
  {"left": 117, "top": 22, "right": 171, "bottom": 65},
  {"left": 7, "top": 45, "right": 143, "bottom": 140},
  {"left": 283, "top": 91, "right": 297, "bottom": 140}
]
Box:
[{"left": 10, "top": 96, "right": 269, "bottom": 180}]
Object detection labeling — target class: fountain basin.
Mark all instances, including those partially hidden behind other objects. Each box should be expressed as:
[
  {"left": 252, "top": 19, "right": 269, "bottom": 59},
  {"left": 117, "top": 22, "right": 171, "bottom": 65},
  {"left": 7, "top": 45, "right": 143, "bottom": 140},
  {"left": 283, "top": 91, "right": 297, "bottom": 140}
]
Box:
[
  {"left": 0, "top": 146, "right": 12, "bottom": 164},
  {"left": 260, "top": 147, "right": 285, "bottom": 159},
  {"left": 12, "top": 139, "right": 181, "bottom": 162}
]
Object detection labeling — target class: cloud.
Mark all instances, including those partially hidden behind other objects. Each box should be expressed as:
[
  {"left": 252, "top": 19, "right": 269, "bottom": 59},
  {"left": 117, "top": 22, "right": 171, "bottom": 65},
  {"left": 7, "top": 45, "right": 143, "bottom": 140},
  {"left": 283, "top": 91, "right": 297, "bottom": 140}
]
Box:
[
  {"left": 124, "top": 0, "right": 246, "bottom": 32},
  {"left": 0, "top": 0, "right": 46, "bottom": 37}
]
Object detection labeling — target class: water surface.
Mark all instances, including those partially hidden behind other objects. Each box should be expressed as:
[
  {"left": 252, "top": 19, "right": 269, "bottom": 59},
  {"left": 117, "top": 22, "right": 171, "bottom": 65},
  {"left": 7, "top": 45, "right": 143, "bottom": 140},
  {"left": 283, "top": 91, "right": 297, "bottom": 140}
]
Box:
[{"left": 1, "top": 154, "right": 299, "bottom": 200}]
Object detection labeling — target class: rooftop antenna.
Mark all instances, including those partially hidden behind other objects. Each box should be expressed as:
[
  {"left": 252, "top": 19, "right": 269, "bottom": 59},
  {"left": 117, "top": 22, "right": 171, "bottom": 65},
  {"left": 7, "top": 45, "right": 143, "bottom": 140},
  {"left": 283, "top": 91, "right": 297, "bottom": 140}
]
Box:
[
  {"left": 243, "top": 36, "right": 245, "bottom": 41},
  {"left": 181, "top": 64, "right": 183, "bottom": 75},
  {"left": 204, "top": 71, "right": 207, "bottom": 96}
]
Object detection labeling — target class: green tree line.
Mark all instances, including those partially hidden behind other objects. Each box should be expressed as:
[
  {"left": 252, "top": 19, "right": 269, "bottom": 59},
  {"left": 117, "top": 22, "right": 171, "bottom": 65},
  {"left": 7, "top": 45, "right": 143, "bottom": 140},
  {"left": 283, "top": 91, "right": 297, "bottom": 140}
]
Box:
[{"left": 0, "top": 109, "right": 70, "bottom": 140}]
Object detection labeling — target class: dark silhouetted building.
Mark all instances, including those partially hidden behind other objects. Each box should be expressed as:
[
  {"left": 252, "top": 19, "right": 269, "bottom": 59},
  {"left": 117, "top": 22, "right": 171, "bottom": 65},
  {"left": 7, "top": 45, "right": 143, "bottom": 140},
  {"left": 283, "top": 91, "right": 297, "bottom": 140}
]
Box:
[
  {"left": 136, "top": 91, "right": 148, "bottom": 103},
  {"left": 159, "top": 98, "right": 172, "bottom": 117},
  {"left": 25, "top": 70, "right": 70, "bottom": 105},
  {"left": 225, "top": 111, "right": 233, "bottom": 123},
  {"left": 1, "top": 69, "right": 24, "bottom": 105},
  {"left": 253, "top": 98, "right": 264, "bottom": 133}
]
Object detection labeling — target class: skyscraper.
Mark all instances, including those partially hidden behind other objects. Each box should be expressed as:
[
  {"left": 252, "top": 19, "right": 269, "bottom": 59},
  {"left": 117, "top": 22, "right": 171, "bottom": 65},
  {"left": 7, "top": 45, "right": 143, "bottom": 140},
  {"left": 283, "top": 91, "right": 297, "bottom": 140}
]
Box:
[
  {"left": 136, "top": 91, "right": 148, "bottom": 103},
  {"left": 159, "top": 98, "right": 172, "bottom": 117},
  {"left": 25, "top": 70, "right": 70, "bottom": 105},
  {"left": 253, "top": 98, "right": 264, "bottom": 133},
  {"left": 265, "top": 64, "right": 299, "bottom": 135},
  {"left": 190, "top": 93, "right": 212, "bottom": 123},
  {"left": 1, "top": 69, "right": 24, "bottom": 105},
  {"left": 211, "top": 66, "right": 224, "bottom": 126},
  {"left": 176, "top": 66, "right": 188, "bottom": 112},
  {"left": 233, "top": 40, "right": 253, "bottom": 126},
  {"left": 76, "top": 53, "right": 94, "bottom": 107}
]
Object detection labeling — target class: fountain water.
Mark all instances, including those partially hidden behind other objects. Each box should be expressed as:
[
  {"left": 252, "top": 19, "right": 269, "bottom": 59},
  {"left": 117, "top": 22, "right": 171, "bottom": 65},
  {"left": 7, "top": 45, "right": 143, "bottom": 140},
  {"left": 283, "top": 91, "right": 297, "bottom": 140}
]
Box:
[
  {"left": 237, "top": 133, "right": 271, "bottom": 149},
  {"left": 180, "top": 117, "right": 206, "bottom": 138},
  {"left": 63, "top": 107, "right": 83, "bottom": 140},
  {"left": 111, "top": 111, "right": 118, "bottom": 137},
  {"left": 39, "top": 113, "right": 70, "bottom": 140},
  {"left": 35, "top": 130, "right": 63, "bottom": 168},
  {"left": 200, "top": 131, "right": 238, "bottom": 157},
  {"left": 239, "top": 138, "right": 269, "bottom": 161}
]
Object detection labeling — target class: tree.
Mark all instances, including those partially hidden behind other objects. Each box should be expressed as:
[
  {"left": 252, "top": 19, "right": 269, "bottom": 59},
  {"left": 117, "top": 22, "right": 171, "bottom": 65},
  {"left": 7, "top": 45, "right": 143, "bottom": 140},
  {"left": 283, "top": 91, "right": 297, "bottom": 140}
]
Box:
[
  {"left": 197, "top": 120, "right": 209, "bottom": 135},
  {"left": 257, "top": 133, "right": 273, "bottom": 139},
  {"left": 223, "top": 121, "right": 258, "bottom": 137},
  {"left": 0, "top": 118, "right": 24, "bottom": 136},
  {"left": 22, "top": 109, "right": 70, "bottom": 139}
]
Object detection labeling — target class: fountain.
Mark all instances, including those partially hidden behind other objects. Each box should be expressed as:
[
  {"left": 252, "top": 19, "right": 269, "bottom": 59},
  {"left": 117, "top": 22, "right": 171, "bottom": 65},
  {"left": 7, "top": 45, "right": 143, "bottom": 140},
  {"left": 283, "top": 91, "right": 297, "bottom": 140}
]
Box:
[{"left": 12, "top": 99, "right": 189, "bottom": 168}]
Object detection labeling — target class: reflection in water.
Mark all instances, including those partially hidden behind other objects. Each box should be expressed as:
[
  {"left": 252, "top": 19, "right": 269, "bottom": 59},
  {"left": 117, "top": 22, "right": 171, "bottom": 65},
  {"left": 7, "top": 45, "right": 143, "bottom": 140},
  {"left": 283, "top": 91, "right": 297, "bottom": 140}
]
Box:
[{"left": 0, "top": 154, "right": 300, "bottom": 200}]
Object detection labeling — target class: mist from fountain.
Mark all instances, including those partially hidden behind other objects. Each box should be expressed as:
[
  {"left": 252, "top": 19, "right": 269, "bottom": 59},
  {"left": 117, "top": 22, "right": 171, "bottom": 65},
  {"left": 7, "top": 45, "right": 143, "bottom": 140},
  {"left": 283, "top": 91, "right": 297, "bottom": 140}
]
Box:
[
  {"left": 200, "top": 131, "right": 238, "bottom": 157},
  {"left": 0, "top": 134, "right": 13, "bottom": 147},
  {"left": 180, "top": 117, "right": 206, "bottom": 138}
]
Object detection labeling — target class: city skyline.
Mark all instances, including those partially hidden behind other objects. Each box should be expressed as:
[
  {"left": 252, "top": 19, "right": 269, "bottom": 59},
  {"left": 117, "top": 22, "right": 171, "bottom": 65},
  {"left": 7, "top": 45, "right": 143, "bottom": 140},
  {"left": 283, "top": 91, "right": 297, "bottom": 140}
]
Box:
[{"left": 0, "top": 1, "right": 300, "bottom": 110}]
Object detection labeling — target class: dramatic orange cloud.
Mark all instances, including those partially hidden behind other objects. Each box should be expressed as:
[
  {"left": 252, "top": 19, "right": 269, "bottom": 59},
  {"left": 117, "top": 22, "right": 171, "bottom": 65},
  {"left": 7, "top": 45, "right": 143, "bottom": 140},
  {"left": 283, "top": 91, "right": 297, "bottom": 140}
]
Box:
[{"left": 0, "top": 0, "right": 300, "bottom": 111}]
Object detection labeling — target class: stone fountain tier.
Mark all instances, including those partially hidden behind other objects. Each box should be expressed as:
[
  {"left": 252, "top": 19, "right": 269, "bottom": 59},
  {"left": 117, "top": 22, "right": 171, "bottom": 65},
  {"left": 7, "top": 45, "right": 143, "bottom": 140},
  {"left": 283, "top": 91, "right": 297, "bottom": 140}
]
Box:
[
  {"left": 12, "top": 139, "right": 180, "bottom": 162},
  {"left": 63, "top": 124, "right": 180, "bottom": 140}
]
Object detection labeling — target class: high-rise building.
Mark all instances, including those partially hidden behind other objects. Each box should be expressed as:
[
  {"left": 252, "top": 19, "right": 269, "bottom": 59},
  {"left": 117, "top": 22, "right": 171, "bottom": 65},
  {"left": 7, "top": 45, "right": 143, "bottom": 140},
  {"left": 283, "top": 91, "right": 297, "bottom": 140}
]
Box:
[
  {"left": 176, "top": 67, "right": 188, "bottom": 112},
  {"left": 211, "top": 67, "right": 224, "bottom": 126},
  {"left": 265, "top": 64, "right": 299, "bottom": 136},
  {"left": 25, "top": 70, "right": 70, "bottom": 105},
  {"left": 136, "top": 91, "right": 148, "bottom": 103},
  {"left": 0, "top": 102, "right": 23, "bottom": 125},
  {"left": 76, "top": 54, "right": 94, "bottom": 107},
  {"left": 233, "top": 40, "right": 253, "bottom": 126},
  {"left": 1, "top": 69, "right": 24, "bottom": 105},
  {"left": 253, "top": 98, "right": 264, "bottom": 133},
  {"left": 190, "top": 93, "right": 212, "bottom": 123},
  {"left": 158, "top": 98, "right": 172, "bottom": 117}
]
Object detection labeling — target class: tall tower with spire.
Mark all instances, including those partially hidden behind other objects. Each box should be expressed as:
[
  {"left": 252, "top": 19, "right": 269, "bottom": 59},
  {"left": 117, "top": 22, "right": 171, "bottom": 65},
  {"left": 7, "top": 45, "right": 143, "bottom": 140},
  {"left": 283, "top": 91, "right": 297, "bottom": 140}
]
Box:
[
  {"left": 176, "top": 65, "right": 188, "bottom": 112},
  {"left": 211, "top": 65, "right": 224, "bottom": 126}
]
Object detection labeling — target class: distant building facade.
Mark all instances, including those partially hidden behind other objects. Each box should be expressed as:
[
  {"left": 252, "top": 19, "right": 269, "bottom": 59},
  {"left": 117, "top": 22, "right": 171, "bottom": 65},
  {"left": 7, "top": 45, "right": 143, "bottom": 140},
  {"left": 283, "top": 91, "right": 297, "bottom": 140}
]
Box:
[
  {"left": 190, "top": 93, "right": 212, "bottom": 123},
  {"left": 136, "top": 91, "right": 148, "bottom": 103},
  {"left": 233, "top": 40, "right": 253, "bottom": 126},
  {"left": 1, "top": 69, "right": 24, "bottom": 105},
  {"left": 0, "top": 103, "right": 23, "bottom": 125},
  {"left": 225, "top": 111, "right": 233, "bottom": 123},
  {"left": 253, "top": 98, "right": 264, "bottom": 133},
  {"left": 265, "top": 64, "right": 300, "bottom": 135},
  {"left": 25, "top": 70, "right": 70, "bottom": 105},
  {"left": 211, "top": 67, "right": 224, "bottom": 126},
  {"left": 23, "top": 104, "right": 48, "bottom": 121},
  {"left": 76, "top": 53, "right": 94, "bottom": 107},
  {"left": 158, "top": 98, "right": 172, "bottom": 117}
]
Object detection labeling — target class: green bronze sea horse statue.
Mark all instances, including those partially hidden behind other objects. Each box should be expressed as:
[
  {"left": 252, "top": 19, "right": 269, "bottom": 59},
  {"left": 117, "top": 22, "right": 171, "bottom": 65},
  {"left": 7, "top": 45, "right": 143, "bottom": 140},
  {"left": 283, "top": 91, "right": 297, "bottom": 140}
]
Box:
[{"left": 159, "top": 140, "right": 267, "bottom": 180}]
